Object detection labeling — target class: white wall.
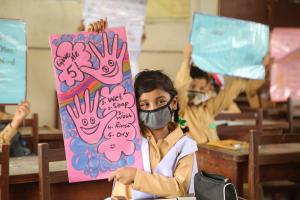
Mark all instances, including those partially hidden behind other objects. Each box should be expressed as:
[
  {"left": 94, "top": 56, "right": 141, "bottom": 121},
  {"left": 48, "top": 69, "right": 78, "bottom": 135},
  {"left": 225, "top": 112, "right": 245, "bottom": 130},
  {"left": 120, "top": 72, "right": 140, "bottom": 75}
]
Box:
[
  {"left": 140, "top": 0, "right": 219, "bottom": 78},
  {"left": 0, "top": 0, "right": 219, "bottom": 127},
  {"left": 0, "top": 0, "right": 83, "bottom": 126}
]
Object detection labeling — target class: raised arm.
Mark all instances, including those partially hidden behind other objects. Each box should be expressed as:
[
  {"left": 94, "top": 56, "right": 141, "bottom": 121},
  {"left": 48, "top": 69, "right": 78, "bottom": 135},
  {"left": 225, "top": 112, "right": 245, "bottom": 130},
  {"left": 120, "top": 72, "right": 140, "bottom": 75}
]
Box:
[
  {"left": 205, "top": 77, "right": 248, "bottom": 117},
  {"left": 175, "top": 44, "right": 192, "bottom": 116}
]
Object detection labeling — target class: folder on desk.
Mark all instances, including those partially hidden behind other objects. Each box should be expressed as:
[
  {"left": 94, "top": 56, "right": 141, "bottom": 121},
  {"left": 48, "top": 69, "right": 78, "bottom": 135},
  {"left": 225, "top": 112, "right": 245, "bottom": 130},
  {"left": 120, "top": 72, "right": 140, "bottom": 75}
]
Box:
[{"left": 208, "top": 139, "right": 248, "bottom": 150}]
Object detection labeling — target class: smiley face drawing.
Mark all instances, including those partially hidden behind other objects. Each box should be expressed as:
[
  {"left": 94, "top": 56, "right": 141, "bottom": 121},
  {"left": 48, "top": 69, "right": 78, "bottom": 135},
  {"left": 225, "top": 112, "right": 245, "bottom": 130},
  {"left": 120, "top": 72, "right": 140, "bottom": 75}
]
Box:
[
  {"left": 80, "top": 117, "right": 100, "bottom": 135},
  {"left": 66, "top": 89, "right": 116, "bottom": 144},
  {"left": 80, "top": 32, "right": 127, "bottom": 85}
]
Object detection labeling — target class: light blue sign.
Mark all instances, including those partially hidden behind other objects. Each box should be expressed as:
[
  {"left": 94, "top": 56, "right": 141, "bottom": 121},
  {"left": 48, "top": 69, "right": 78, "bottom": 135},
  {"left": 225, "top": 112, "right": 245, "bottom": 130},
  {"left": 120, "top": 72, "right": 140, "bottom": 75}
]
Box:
[
  {"left": 190, "top": 13, "right": 269, "bottom": 80},
  {"left": 0, "top": 19, "right": 26, "bottom": 104}
]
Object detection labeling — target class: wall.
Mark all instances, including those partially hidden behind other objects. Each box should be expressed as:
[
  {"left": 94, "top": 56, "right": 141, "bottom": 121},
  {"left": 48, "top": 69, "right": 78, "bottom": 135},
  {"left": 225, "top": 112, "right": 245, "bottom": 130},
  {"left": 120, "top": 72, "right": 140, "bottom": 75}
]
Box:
[
  {"left": 140, "top": 0, "right": 219, "bottom": 78},
  {"left": 0, "top": 0, "right": 82, "bottom": 126},
  {"left": 0, "top": 0, "right": 218, "bottom": 126}
]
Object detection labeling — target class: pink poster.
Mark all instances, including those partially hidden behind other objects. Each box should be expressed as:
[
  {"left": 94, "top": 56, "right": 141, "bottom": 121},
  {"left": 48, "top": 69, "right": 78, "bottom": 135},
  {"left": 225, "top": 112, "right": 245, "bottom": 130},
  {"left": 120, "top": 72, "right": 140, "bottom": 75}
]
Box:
[
  {"left": 49, "top": 27, "right": 143, "bottom": 182},
  {"left": 270, "top": 28, "right": 300, "bottom": 102}
]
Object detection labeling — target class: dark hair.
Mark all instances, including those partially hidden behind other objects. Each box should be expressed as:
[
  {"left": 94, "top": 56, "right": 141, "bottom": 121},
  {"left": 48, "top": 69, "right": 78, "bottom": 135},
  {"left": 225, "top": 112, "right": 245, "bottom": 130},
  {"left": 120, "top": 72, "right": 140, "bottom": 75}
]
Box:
[
  {"left": 211, "top": 76, "right": 221, "bottom": 94},
  {"left": 134, "top": 70, "right": 188, "bottom": 133},
  {"left": 190, "top": 64, "right": 210, "bottom": 82},
  {"left": 190, "top": 64, "right": 220, "bottom": 93}
]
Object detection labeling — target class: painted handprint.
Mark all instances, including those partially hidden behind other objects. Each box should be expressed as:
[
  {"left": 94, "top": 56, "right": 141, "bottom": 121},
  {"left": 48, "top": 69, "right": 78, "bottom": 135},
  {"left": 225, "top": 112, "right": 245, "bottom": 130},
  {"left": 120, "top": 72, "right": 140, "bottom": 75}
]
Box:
[
  {"left": 80, "top": 32, "right": 127, "bottom": 84},
  {"left": 66, "top": 89, "right": 116, "bottom": 144},
  {"left": 54, "top": 42, "right": 92, "bottom": 86}
]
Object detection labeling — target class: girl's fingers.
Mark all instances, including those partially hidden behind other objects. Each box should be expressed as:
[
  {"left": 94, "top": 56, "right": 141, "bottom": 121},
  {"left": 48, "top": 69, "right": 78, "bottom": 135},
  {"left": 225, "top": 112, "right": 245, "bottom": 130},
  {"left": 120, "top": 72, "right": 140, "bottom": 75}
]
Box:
[
  {"left": 95, "top": 21, "right": 101, "bottom": 32},
  {"left": 99, "top": 20, "right": 103, "bottom": 29},
  {"left": 92, "top": 23, "right": 97, "bottom": 32},
  {"left": 108, "top": 172, "right": 116, "bottom": 182},
  {"left": 88, "top": 24, "right": 93, "bottom": 32},
  {"left": 88, "top": 23, "right": 97, "bottom": 32},
  {"left": 87, "top": 23, "right": 93, "bottom": 31},
  {"left": 104, "top": 18, "right": 108, "bottom": 29},
  {"left": 87, "top": 18, "right": 107, "bottom": 33}
]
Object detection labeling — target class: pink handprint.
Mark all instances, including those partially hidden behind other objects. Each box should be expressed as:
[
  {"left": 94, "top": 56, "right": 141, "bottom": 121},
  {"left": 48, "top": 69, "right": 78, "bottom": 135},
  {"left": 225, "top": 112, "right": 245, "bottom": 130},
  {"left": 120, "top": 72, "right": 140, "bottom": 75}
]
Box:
[
  {"left": 54, "top": 42, "right": 92, "bottom": 86},
  {"left": 66, "top": 89, "right": 116, "bottom": 144},
  {"left": 80, "top": 32, "right": 127, "bottom": 84}
]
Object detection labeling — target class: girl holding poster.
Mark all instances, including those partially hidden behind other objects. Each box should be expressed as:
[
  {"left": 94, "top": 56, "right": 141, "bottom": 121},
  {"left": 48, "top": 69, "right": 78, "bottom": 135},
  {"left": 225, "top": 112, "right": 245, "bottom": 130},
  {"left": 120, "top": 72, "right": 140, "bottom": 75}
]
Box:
[
  {"left": 109, "top": 70, "right": 198, "bottom": 199},
  {"left": 87, "top": 19, "right": 197, "bottom": 199}
]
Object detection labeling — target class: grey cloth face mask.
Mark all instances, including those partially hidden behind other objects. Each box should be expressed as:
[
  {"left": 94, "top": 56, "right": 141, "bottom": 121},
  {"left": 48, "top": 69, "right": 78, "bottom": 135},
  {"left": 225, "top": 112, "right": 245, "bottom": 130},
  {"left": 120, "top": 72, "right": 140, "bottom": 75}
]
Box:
[{"left": 138, "top": 99, "right": 173, "bottom": 130}]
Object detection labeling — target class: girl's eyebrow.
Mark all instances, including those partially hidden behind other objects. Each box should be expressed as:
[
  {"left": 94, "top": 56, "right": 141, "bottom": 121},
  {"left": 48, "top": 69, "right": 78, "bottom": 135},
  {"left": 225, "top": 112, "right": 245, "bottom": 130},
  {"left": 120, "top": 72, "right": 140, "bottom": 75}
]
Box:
[
  {"left": 156, "top": 96, "right": 166, "bottom": 100},
  {"left": 139, "top": 99, "right": 148, "bottom": 103}
]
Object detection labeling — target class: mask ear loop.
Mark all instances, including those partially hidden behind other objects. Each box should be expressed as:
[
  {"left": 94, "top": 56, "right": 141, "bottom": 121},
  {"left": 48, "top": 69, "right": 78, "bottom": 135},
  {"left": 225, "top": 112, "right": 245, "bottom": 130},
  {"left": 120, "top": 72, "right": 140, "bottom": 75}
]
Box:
[
  {"left": 170, "top": 96, "right": 185, "bottom": 128},
  {"left": 173, "top": 104, "right": 188, "bottom": 132},
  {"left": 167, "top": 94, "right": 177, "bottom": 114}
]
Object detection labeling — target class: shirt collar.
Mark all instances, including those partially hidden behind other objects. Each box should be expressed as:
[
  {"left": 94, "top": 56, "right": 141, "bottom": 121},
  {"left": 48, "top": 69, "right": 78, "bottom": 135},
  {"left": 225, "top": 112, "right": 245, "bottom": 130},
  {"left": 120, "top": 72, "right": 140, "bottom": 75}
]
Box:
[{"left": 144, "top": 126, "right": 184, "bottom": 147}]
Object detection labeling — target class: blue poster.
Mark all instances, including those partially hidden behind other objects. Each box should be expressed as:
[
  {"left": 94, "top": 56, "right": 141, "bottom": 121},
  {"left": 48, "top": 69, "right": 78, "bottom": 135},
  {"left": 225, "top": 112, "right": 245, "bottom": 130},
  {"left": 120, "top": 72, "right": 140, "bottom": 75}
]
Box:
[
  {"left": 190, "top": 13, "right": 269, "bottom": 80},
  {"left": 0, "top": 19, "right": 26, "bottom": 104}
]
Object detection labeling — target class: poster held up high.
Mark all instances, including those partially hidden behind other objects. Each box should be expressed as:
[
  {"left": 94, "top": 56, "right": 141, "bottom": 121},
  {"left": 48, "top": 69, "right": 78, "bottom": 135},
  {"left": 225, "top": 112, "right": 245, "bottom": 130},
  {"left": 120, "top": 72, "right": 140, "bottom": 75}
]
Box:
[
  {"left": 270, "top": 28, "right": 300, "bottom": 102},
  {"left": 0, "top": 19, "right": 26, "bottom": 104},
  {"left": 190, "top": 13, "right": 269, "bottom": 80}
]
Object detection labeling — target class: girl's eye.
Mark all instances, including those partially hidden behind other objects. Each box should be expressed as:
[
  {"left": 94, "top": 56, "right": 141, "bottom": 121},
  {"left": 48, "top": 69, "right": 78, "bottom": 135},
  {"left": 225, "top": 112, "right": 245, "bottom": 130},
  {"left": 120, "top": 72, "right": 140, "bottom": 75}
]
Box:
[
  {"left": 82, "top": 119, "right": 88, "bottom": 126},
  {"left": 139, "top": 103, "right": 149, "bottom": 109},
  {"left": 157, "top": 99, "right": 166, "bottom": 106}
]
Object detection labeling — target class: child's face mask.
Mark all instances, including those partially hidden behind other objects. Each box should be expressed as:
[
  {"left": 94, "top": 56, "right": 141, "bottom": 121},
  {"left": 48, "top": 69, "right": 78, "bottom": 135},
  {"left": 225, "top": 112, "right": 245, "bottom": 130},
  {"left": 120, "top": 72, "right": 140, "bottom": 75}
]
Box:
[
  {"left": 139, "top": 99, "right": 173, "bottom": 130},
  {"left": 188, "top": 90, "right": 209, "bottom": 105}
]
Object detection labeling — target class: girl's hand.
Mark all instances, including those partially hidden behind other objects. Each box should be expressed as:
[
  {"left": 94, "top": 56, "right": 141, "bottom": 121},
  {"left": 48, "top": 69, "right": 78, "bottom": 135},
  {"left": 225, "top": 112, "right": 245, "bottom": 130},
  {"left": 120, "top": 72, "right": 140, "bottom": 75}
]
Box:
[
  {"left": 108, "top": 167, "right": 137, "bottom": 185},
  {"left": 11, "top": 101, "right": 30, "bottom": 129},
  {"left": 87, "top": 18, "right": 108, "bottom": 33}
]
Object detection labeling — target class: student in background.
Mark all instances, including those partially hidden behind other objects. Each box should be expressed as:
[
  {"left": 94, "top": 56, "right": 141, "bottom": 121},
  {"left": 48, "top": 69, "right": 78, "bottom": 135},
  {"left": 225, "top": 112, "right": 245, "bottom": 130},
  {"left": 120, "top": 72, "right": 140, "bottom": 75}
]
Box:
[
  {"left": 0, "top": 101, "right": 30, "bottom": 144},
  {"left": 175, "top": 44, "right": 251, "bottom": 144},
  {"left": 188, "top": 64, "right": 241, "bottom": 114}
]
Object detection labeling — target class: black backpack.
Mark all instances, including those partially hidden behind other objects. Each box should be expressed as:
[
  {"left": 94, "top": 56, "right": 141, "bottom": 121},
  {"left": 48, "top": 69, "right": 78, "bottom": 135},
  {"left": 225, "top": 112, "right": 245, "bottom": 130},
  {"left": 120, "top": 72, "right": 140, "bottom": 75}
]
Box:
[
  {"left": 9, "top": 132, "right": 31, "bottom": 157},
  {"left": 0, "top": 122, "right": 31, "bottom": 157},
  {"left": 194, "top": 170, "right": 238, "bottom": 200}
]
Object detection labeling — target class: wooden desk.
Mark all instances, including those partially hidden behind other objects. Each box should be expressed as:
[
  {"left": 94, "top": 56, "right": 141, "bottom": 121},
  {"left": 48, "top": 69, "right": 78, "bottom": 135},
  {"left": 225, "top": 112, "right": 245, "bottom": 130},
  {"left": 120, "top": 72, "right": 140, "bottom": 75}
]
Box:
[
  {"left": 9, "top": 156, "right": 112, "bottom": 200},
  {"left": 215, "top": 119, "right": 289, "bottom": 130},
  {"left": 216, "top": 119, "right": 289, "bottom": 141},
  {"left": 38, "top": 127, "right": 64, "bottom": 148},
  {"left": 197, "top": 143, "right": 300, "bottom": 196},
  {"left": 21, "top": 127, "right": 64, "bottom": 149}
]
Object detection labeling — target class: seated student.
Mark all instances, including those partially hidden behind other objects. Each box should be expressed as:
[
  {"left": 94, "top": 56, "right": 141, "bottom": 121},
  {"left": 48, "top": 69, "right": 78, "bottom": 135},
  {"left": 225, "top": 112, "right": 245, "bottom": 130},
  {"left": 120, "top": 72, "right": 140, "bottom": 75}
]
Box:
[
  {"left": 88, "top": 19, "right": 197, "bottom": 199},
  {"left": 175, "top": 44, "right": 259, "bottom": 144},
  {"left": 0, "top": 101, "right": 30, "bottom": 144}
]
